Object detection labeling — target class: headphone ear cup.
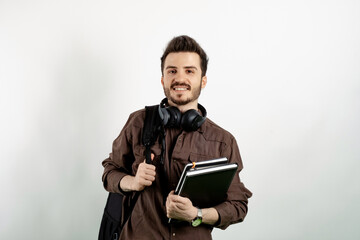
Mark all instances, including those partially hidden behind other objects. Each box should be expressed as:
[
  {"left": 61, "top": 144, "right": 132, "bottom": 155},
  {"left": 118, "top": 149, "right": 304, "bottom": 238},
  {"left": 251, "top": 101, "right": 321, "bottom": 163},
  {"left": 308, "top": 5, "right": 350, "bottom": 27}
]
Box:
[
  {"left": 158, "top": 98, "right": 207, "bottom": 130},
  {"left": 166, "top": 106, "right": 182, "bottom": 128},
  {"left": 158, "top": 105, "right": 169, "bottom": 126},
  {"left": 181, "top": 109, "right": 201, "bottom": 132}
]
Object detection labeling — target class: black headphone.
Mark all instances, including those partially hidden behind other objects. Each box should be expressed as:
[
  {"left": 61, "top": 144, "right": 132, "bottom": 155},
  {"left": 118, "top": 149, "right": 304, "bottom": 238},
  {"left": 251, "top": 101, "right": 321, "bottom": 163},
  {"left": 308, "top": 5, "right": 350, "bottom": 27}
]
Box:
[{"left": 158, "top": 98, "right": 207, "bottom": 132}]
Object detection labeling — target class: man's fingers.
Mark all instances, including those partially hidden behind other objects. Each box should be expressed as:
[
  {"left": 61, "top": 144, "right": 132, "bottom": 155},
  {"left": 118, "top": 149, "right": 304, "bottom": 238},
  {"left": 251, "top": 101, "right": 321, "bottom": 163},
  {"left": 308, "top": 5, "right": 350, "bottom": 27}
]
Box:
[
  {"left": 139, "top": 162, "right": 156, "bottom": 171},
  {"left": 139, "top": 178, "right": 153, "bottom": 187},
  {"left": 140, "top": 167, "right": 156, "bottom": 177},
  {"left": 171, "top": 194, "right": 187, "bottom": 203},
  {"left": 167, "top": 192, "right": 187, "bottom": 207},
  {"left": 138, "top": 169, "right": 155, "bottom": 179},
  {"left": 143, "top": 174, "right": 155, "bottom": 182},
  {"left": 145, "top": 167, "right": 156, "bottom": 174}
]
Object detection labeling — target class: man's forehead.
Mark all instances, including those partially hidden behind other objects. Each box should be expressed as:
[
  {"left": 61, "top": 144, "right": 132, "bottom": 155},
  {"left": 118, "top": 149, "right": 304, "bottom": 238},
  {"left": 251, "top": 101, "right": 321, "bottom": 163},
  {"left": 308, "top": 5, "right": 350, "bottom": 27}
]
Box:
[{"left": 164, "top": 52, "right": 201, "bottom": 67}]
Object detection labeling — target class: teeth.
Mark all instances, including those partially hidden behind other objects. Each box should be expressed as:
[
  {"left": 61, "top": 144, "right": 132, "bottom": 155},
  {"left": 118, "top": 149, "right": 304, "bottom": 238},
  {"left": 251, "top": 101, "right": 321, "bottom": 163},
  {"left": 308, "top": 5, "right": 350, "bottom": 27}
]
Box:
[{"left": 174, "top": 88, "right": 187, "bottom": 90}]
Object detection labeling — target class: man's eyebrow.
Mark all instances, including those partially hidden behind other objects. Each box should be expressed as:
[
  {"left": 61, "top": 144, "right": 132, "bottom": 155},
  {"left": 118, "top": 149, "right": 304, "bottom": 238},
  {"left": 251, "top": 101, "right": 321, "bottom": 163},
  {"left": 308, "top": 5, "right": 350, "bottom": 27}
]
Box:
[
  {"left": 165, "top": 66, "right": 177, "bottom": 69},
  {"left": 165, "top": 66, "right": 198, "bottom": 70},
  {"left": 184, "top": 66, "right": 198, "bottom": 70}
]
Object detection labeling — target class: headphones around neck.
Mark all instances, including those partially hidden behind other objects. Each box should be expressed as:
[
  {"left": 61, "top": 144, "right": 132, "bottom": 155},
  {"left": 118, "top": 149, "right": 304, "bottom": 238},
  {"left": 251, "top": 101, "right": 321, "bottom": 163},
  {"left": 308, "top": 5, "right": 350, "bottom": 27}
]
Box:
[{"left": 158, "top": 98, "right": 207, "bottom": 132}]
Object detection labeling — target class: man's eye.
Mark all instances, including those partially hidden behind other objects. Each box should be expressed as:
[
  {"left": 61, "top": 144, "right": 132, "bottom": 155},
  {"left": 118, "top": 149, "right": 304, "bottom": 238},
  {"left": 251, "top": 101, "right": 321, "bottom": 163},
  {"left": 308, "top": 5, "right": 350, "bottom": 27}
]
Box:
[
  {"left": 186, "top": 70, "right": 194, "bottom": 74},
  {"left": 168, "top": 70, "right": 176, "bottom": 74}
]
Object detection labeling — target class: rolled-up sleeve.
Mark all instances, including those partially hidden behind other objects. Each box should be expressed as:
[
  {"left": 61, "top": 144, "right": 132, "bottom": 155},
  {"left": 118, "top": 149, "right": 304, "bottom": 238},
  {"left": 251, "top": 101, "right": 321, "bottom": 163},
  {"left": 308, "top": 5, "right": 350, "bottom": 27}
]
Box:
[
  {"left": 102, "top": 114, "right": 137, "bottom": 195},
  {"left": 213, "top": 136, "right": 252, "bottom": 230}
]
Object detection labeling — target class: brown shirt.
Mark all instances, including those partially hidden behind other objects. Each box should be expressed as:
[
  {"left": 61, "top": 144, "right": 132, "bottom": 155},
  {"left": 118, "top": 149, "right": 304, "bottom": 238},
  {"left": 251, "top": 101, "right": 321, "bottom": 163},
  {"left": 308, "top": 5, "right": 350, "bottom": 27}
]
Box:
[{"left": 102, "top": 108, "right": 252, "bottom": 240}]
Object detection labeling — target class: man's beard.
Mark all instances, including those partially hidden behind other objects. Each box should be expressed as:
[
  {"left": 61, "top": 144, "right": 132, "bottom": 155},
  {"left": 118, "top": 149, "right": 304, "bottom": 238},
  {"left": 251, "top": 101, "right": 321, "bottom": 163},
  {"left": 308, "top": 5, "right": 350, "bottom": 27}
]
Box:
[{"left": 163, "top": 81, "right": 202, "bottom": 106}]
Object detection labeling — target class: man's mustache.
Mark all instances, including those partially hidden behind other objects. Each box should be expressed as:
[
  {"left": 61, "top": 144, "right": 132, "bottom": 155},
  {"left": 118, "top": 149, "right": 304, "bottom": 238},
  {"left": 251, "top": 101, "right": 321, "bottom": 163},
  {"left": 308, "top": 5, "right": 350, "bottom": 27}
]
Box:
[{"left": 170, "top": 82, "right": 191, "bottom": 89}]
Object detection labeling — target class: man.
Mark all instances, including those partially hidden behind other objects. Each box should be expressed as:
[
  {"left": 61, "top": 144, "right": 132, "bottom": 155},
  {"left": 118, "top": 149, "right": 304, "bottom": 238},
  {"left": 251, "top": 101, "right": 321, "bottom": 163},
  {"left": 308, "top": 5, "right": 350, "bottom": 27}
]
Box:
[{"left": 102, "top": 35, "right": 252, "bottom": 239}]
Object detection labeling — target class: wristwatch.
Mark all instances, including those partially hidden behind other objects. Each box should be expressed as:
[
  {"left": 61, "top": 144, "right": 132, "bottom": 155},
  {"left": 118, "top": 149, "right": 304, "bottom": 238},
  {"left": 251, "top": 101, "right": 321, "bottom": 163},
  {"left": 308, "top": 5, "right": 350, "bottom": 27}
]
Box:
[{"left": 191, "top": 207, "right": 202, "bottom": 227}]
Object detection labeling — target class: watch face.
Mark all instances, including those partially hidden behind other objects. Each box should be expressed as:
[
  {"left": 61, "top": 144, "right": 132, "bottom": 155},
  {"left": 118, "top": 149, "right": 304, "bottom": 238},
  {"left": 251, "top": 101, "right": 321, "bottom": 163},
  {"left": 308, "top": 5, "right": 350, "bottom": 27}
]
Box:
[{"left": 192, "top": 218, "right": 202, "bottom": 227}]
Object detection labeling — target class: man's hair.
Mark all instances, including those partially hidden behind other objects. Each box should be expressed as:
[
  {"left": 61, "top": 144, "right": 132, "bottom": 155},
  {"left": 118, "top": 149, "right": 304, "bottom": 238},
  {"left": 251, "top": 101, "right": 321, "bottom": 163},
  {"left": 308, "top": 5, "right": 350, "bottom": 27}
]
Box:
[{"left": 161, "top": 35, "right": 209, "bottom": 77}]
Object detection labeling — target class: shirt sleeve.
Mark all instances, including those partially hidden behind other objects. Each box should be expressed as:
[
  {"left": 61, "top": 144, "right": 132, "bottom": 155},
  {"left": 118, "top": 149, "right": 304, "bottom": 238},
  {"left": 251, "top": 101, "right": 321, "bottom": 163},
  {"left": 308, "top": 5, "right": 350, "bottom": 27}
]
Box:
[
  {"left": 101, "top": 113, "right": 137, "bottom": 195},
  {"left": 213, "top": 136, "right": 252, "bottom": 230}
]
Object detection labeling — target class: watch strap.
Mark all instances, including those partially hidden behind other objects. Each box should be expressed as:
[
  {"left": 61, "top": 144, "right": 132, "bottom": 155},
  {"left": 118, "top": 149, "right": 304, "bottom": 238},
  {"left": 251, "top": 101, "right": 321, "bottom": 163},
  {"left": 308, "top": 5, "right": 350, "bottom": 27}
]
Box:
[{"left": 191, "top": 208, "right": 202, "bottom": 227}]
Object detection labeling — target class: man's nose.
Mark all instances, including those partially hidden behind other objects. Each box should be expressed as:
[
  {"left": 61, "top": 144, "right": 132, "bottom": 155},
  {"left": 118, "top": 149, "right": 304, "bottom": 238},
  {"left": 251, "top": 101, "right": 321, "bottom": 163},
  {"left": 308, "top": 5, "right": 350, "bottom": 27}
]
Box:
[{"left": 176, "top": 71, "right": 187, "bottom": 81}]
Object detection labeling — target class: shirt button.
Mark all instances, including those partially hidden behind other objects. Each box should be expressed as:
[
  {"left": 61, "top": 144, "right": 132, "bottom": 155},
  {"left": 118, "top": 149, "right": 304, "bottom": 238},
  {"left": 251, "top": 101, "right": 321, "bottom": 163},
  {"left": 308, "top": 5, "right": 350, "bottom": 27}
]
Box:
[{"left": 173, "top": 233, "right": 176, "bottom": 237}]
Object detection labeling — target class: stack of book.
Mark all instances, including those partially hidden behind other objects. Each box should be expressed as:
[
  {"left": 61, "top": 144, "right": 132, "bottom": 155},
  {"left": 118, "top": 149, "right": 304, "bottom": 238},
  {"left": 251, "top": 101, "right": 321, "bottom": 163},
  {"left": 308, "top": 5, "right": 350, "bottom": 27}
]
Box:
[{"left": 175, "top": 157, "right": 238, "bottom": 208}]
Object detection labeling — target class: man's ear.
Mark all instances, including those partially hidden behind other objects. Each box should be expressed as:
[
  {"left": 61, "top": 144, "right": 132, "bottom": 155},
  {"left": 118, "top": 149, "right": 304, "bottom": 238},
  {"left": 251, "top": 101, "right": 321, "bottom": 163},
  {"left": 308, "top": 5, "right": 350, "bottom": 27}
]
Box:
[
  {"left": 161, "top": 76, "right": 164, "bottom": 87},
  {"left": 201, "top": 76, "right": 207, "bottom": 89}
]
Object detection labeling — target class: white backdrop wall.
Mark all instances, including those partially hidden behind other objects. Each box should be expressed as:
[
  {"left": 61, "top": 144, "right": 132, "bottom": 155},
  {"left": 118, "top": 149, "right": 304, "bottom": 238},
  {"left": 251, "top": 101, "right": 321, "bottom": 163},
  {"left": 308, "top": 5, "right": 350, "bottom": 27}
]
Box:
[{"left": 1, "top": 0, "right": 359, "bottom": 239}]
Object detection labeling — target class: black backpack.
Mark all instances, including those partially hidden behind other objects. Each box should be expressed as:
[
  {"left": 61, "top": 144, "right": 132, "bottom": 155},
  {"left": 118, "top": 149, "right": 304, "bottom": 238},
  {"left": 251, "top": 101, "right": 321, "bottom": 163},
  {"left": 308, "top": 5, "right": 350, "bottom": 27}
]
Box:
[{"left": 98, "top": 105, "right": 161, "bottom": 240}]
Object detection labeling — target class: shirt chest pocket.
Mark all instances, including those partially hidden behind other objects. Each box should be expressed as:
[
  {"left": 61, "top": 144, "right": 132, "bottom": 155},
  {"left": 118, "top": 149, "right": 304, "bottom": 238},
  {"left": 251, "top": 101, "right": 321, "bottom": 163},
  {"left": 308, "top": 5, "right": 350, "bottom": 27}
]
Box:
[
  {"left": 189, "top": 152, "right": 220, "bottom": 163},
  {"left": 171, "top": 139, "right": 223, "bottom": 175},
  {"left": 172, "top": 152, "right": 219, "bottom": 172}
]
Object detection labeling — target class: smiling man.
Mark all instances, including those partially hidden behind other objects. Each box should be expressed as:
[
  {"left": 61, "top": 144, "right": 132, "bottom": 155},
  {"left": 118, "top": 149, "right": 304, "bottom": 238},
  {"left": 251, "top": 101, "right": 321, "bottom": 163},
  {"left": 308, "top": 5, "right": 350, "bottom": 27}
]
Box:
[
  {"left": 161, "top": 51, "right": 206, "bottom": 112},
  {"left": 102, "top": 35, "right": 252, "bottom": 240}
]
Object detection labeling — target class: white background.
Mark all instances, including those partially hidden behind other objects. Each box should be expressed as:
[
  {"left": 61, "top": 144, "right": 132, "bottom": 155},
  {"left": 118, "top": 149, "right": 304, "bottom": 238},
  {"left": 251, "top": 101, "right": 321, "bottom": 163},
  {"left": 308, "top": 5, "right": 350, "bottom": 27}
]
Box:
[{"left": 1, "top": 0, "right": 359, "bottom": 239}]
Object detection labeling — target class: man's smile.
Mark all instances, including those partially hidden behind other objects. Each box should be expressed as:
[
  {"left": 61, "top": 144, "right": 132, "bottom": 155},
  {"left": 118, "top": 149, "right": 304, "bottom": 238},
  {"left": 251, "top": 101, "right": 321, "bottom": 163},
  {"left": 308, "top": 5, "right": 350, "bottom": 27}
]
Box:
[
  {"left": 173, "top": 87, "right": 188, "bottom": 91},
  {"left": 171, "top": 84, "right": 191, "bottom": 92}
]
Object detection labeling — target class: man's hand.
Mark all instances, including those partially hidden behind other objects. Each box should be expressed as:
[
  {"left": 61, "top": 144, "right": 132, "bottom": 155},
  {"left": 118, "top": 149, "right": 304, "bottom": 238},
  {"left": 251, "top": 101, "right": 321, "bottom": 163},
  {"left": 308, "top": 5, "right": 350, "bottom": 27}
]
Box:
[
  {"left": 166, "top": 190, "right": 220, "bottom": 225},
  {"left": 120, "top": 154, "right": 156, "bottom": 192},
  {"left": 132, "top": 154, "right": 156, "bottom": 191},
  {"left": 166, "top": 190, "right": 197, "bottom": 222}
]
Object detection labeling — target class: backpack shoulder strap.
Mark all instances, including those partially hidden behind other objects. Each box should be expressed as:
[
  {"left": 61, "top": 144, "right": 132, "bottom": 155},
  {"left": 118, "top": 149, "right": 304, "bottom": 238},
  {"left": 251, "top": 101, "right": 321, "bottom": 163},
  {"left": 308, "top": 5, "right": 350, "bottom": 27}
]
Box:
[{"left": 143, "top": 105, "right": 161, "bottom": 164}]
